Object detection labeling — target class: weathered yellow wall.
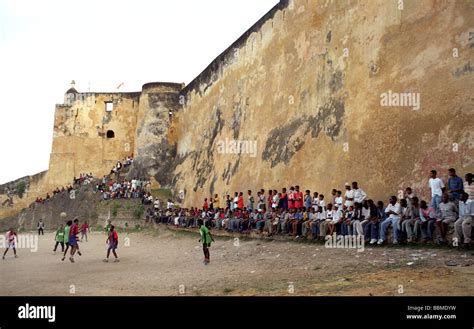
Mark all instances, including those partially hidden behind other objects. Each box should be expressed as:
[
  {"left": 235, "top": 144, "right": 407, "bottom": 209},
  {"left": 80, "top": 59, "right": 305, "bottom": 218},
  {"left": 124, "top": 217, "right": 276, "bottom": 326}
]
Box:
[
  {"left": 130, "top": 83, "right": 183, "bottom": 183},
  {"left": 173, "top": 0, "right": 474, "bottom": 206},
  {"left": 0, "top": 91, "right": 142, "bottom": 218},
  {"left": 50, "top": 92, "right": 140, "bottom": 182}
]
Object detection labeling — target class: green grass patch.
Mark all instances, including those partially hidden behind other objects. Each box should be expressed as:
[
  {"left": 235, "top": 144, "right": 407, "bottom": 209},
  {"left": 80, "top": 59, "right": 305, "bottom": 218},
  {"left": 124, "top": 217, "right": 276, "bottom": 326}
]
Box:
[
  {"left": 151, "top": 188, "right": 173, "bottom": 200},
  {"left": 111, "top": 201, "right": 121, "bottom": 217}
]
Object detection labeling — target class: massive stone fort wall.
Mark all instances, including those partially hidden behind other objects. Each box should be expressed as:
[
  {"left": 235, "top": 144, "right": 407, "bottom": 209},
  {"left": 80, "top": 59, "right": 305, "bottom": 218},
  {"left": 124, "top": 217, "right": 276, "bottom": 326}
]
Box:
[{"left": 1, "top": 0, "right": 473, "bottom": 218}]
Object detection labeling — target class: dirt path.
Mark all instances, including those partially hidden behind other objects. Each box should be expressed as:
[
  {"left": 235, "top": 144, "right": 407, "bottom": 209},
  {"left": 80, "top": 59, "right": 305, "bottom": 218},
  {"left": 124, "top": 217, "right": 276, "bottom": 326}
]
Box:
[{"left": 0, "top": 228, "right": 473, "bottom": 296}]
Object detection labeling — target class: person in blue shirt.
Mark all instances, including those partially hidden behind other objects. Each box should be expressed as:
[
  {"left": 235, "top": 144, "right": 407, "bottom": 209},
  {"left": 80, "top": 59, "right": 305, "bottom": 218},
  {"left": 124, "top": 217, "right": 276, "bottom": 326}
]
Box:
[
  {"left": 304, "top": 190, "right": 312, "bottom": 210},
  {"left": 447, "top": 168, "right": 464, "bottom": 202}
]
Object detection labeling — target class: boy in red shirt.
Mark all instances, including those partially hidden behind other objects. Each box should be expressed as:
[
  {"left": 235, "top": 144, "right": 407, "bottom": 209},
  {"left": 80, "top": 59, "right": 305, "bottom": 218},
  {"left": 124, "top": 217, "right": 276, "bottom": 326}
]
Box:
[
  {"left": 80, "top": 221, "right": 89, "bottom": 242},
  {"left": 288, "top": 187, "right": 295, "bottom": 209},
  {"left": 104, "top": 225, "right": 119, "bottom": 262},
  {"left": 2, "top": 228, "right": 18, "bottom": 259},
  {"left": 237, "top": 192, "right": 244, "bottom": 210},
  {"left": 294, "top": 185, "right": 304, "bottom": 209},
  {"left": 68, "top": 218, "right": 82, "bottom": 263}
]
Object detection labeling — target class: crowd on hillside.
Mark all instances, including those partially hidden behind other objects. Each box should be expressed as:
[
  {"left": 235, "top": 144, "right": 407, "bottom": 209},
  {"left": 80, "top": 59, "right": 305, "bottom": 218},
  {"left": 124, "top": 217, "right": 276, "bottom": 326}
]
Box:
[
  {"left": 147, "top": 168, "right": 473, "bottom": 249},
  {"left": 35, "top": 173, "right": 92, "bottom": 204},
  {"left": 34, "top": 155, "right": 134, "bottom": 204},
  {"left": 96, "top": 176, "right": 152, "bottom": 203},
  {"left": 35, "top": 185, "right": 75, "bottom": 204},
  {"left": 109, "top": 155, "right": 134, "bottom": 176}
]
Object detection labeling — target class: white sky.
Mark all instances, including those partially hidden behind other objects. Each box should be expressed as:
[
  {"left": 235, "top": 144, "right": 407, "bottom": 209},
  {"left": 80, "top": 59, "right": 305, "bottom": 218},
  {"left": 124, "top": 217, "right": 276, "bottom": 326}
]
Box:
[{"left": 0, "top": 0, "right": 278, "bottom": 184}]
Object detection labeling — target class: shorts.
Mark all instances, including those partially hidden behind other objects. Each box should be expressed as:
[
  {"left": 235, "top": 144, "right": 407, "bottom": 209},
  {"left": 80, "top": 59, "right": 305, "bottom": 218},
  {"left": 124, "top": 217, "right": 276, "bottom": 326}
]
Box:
[
  {"left": 108, "top": 242, "right": 118, "bottom": 250},
  {"left": 7, "top": 242, "right": 16, "bottom": 248},
  {"left": 69, "top": 236, "right": 78, "bottom": 247}
]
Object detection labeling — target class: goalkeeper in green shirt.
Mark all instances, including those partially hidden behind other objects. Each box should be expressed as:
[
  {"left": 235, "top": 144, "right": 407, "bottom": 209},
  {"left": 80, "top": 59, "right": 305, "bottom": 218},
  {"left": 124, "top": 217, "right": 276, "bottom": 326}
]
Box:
[
  {"left": 198, "top": 219, "right": 214, "bottom": 265},
  {"left": 53, "top": 224, "right": 65, "bottom": 252}
]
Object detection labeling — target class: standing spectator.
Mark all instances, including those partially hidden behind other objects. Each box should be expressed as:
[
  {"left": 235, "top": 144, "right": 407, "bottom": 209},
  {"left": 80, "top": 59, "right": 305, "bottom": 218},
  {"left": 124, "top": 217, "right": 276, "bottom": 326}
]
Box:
[
  {"left": 344, "top": 183, "right": 354, "bottom": 208},
  {"left": 237, "top": 192, "right": 244, "bottom": 210},
  {"left": 213, "top": 194, "right": 221, "bottom": 210},
  {"left": 233, "top": 192, "right": 239, "bottom": 210},
  {"left": 331, "top": 189, "right": 337, "bottom": 205},
  {"left": 272, "top": 190, "right": 279, "bottom": 209},
  {"left": 288, "top": 187, "right": 295, "bottom": 210},
  {"left": 37, "top": 219, "right": 45, "bottom": 235},
  {"left": 304, "top": 190, "right": 312, "bottom": 210},
  {"left": 318, "top": 194, "right": 326, "bottom": 211},
  {"left": 258, "top": 190, "right": 265, "bottom": 210},
  {"left": 334, "top": 191, "right": 343, "bottom": 209},
  {"left": 352, "top": 182, "right": 367, "bottom": 204},
  {"left": 294, "top": 186, "right": 303, "bottom": 209},
  {"left": 208, "top": 196, "right": 214, "bottom": 211},
  {"left": 225, "top": 195, "right": 231, "bottom": 210},
  {"left": 267, "top": 190, "right": 273, "bottom": 210},
  {"left": 311, "top": 192, "right": 319, "bottom": 211},
  {"left": 428, "top": 170, "right": 445, "bottom": 211},
  {"left": 280, "top": 188, "right": 288, "bottom": 210},
  {"left": 447, "top": 168, "right": 464, "bottom": 202}
]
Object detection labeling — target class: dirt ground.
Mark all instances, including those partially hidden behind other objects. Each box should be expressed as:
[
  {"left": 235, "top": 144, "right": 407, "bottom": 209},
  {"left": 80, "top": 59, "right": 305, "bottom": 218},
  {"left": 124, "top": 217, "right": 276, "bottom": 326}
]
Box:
[{"left": 0, "top": 227, "right": 473, "bottom": 296}]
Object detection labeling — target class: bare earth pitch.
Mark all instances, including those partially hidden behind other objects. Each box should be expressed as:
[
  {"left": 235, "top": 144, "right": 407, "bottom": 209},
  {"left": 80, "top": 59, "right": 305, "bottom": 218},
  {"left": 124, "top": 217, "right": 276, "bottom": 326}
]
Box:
[{"left": 0, "top": 228, "right": 472, "bottom": 296}]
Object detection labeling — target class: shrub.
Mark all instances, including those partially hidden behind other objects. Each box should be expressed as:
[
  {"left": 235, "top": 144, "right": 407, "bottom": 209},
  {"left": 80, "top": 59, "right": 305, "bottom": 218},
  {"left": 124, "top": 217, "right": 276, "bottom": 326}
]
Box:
[
  {"left": 111, "top": 202, "right": 120, "bottom": 218},
  {"left": 133, "top": 204, "right": 145, "bottom": 220},
  {"left": 15, "top": 181, "right": 26, "bottom": 198}
]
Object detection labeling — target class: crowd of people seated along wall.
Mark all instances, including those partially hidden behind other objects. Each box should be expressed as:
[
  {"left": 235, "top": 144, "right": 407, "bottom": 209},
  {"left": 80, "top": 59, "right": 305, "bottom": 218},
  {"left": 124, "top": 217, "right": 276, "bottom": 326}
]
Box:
[{"left": 145, "top": 169, "right": 473, "bottom": 250}]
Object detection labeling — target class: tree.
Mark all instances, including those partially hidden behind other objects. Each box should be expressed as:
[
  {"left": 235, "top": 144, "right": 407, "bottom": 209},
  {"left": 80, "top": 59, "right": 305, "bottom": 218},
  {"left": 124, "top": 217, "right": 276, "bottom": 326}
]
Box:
[{"left": 16, "top": 181, "right": 26, "bottom": 199}]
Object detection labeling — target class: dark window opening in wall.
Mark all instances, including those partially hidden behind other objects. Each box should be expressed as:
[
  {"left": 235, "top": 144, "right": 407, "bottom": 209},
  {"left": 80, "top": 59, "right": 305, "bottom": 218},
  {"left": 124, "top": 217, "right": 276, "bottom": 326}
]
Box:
[
  {"left": 105, "top": 101, "right": 113, "bottom": 112},
  {"left": 106, "top": 130, "right": 115, "bottom": 138}
]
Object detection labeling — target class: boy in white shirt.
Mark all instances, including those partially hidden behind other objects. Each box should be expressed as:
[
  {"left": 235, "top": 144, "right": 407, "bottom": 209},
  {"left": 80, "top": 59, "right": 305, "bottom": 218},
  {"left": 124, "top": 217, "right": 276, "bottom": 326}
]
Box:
[
  {"left": 318, "top": 194, "right": 326, "bottom": 211},
  {"left": 312, "top": 192, "right": 319, "bottom": 211},
  {"left": 311, "top": 206, "right": 325, "bottom": 239},
  {"left": 428, "top": 170, "right": 445, "bottom": 212},
  {"left": 334, "top": 191, "right": 343, "bottom": 209},
  {"left": 344, "top": 183, "right": 354, "bottom": 208},
  {"left": 352, "top": 181, "right": 367, "bottom": 204},
  {"left": 328, "top": 204, "right": 343, "bottom": 236},
  {"left": 378, "top": 196, "right": 402, "bottom": 245},
  {"left": 319, "top": 204, "right": 333, "bottom": 239}
]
